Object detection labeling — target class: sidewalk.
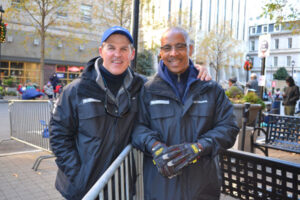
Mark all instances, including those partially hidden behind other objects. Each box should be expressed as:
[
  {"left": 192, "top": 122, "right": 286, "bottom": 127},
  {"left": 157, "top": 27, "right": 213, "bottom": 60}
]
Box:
[
  {"left": 1, "top": 140, "right": 299, "bottom": 200},
  {"left": 0, "top": 96, "right": 20, "bottom": 103},
  {"left": 0, "top": 142, "right": 63, "bottom": 200}
]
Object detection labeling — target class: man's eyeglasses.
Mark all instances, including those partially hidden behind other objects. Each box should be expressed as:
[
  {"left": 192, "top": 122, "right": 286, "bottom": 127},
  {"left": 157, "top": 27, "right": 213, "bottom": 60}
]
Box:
[
  {"left": 160, "top": 43, "right": 187, "bottom": 52},
  {"left": 104, "top": 87, "right": 131, "bottom": 118}
]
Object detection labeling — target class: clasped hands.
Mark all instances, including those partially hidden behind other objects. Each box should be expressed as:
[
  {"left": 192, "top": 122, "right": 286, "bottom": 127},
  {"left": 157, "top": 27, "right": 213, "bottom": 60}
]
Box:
[{"left": 151, "top": 142, "right": 202, "bottom": 179}]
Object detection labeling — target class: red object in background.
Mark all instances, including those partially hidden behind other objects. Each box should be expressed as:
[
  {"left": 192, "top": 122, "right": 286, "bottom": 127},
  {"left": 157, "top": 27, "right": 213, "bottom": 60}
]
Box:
[
  {"left": 17, "top": 84, "right": 23, "bottom": 94},
  {"left": 54, "top": 85, "right": 62, "bottom": 93},
  {"left": 57, "top": 66, "right": 66, "bottom": 72},
  {"left": 68, "top": 66, "right": 81, "bottom": 72},
  {"left": 244, "top": 60, "right": 253, "bottom": 71}
]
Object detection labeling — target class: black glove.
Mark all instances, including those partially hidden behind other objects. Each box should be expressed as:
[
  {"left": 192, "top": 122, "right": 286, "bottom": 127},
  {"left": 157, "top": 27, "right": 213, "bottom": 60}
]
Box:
[
  {"left": 151, "top": 142, "right": 180, "bottom": 178},
  {"left": 163, "top": 143, "right": 203, "bottom": 174}
]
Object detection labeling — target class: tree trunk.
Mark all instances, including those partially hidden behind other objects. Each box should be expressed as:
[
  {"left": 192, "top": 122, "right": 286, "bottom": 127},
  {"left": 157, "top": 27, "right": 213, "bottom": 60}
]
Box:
[
  {"left": 40, "top": 30, "right": 45, "bottom": 88},
  {"left": 40, "top": 3, "right": 45, "bottom": 88}
]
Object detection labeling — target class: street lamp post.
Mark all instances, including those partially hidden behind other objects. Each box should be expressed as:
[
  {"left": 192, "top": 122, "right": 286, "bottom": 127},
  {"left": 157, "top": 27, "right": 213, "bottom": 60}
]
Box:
[
  {"left": 291, "top": 60, "right": 295, "bottom": 78},
  {"left": 0, "top": 5, "right": 5, "bottom": 70}
]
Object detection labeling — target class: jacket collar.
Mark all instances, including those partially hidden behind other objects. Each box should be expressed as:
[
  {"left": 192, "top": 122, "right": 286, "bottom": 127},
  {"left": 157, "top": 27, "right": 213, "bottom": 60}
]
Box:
[
  {"left": 157, "top": 59, "right": 201, "bottom": 102},
  {"left": 78, "top": 57, "right": 142, "bottom": 102}
]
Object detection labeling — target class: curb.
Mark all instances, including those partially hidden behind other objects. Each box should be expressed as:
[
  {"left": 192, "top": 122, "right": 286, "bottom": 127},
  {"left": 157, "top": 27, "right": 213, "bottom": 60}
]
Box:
[{"left": 0, "top": 99, "right": 9, "bottom": 103}]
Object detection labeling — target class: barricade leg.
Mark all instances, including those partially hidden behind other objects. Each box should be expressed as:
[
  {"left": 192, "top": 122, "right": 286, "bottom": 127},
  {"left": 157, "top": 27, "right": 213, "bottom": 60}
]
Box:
[{"left": 32, "top": 154, "right": 55, "bottom": 171}]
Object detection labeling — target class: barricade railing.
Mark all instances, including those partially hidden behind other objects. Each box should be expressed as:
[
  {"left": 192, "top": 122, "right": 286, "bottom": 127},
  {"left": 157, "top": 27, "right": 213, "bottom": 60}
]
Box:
[
  {"left": 83, "top": 145, "right": 144, "bottom": 200},
  {"left": 85, "top": 145, "right": 300, "bottom": 200},
  {"left": 8, "top": 100, "right": 55, "bottom": 170},
  {"left": 220, "top": 149, "right": 300, "bottom": 200}
]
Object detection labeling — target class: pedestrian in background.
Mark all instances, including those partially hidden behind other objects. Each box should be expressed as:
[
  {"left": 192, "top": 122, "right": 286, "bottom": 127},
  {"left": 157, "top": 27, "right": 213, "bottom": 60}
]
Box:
[
  {"left": 43, "top": 82, "right": 54, "bottom": 100},
  {"left": 283, "top": 76, "right": 299, "bottom": 116},
  {"left": 49, "top": 73, "right": 60, "bottom": 98},
  {"left": 228, "top": 76, "right": 243, "bottom": 94},
  {"left": 246, "top": 73, "right": 260, "bottom": 96}
]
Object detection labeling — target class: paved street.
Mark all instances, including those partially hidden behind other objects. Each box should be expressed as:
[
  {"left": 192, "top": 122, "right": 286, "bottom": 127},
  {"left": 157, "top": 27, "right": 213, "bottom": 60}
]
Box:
[
  {"left": 0, "top": 100, "right": 63, "bottom": 200},
  {"left": 0, "top": 102, "right": 10, "bottom": 141},
  {"left": 0, "top": 99, "right": 299, "bottom": 200},
  {"left": 0, "top": 151, "right": 62, "bottom": 200}
]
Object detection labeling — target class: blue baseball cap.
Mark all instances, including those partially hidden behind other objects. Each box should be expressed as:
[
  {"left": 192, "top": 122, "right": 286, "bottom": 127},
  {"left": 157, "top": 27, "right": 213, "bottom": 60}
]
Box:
[{"left": 101, "top": 26, "right": 134, "bottom": 45}]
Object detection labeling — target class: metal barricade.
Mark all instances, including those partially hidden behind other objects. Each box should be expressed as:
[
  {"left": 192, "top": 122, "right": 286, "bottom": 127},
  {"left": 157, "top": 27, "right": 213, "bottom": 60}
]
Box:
[
  {"left": 83, "top": 145, "right": 144, "bottom": 200},
  {"left": 85, "top": 145, "right": 300, "bottom": 200},
  {"left": 221, "top": 149, "right": 300, "bottom": 200},
  {"left": 8, "top": 100, "right": 55, "bottom": 170}
]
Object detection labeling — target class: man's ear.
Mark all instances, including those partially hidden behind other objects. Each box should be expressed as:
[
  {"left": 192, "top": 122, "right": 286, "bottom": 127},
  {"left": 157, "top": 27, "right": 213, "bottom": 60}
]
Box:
[
  {"left": 159, "top": 50, "right": 163, "bottom": 58},
  {"left": 189, "top": 45, "right": 193, "bottom": 57},
  {"left": 130, "top": 48, "right": 136, "bottom": 61},
  {"left": 99, "top": 46, "right": 103, "bottom": 57}
]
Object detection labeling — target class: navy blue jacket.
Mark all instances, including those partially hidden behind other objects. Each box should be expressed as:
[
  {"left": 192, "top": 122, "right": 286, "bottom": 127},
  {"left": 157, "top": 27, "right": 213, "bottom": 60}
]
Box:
[
  {"left": 132, "top": 60, "right": 239, "bottom": 200},
  {"left": 50, "top": 57, "right": 144, "bottom": 199}
]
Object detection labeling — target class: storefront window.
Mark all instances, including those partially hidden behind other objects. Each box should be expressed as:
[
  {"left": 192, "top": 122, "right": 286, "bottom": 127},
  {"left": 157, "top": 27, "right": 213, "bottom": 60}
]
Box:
[
  {"left": 11, "top": 62, "right": 24, "bottom": 69},
  {"left": 24, "top": 63, "right": 40, "bottom": 85},
  {"left": 0, "top": 62, "right": 9, "bottom": 79},
  {"left": 56, "top": 65, "right": 84, "bottom": 84}
]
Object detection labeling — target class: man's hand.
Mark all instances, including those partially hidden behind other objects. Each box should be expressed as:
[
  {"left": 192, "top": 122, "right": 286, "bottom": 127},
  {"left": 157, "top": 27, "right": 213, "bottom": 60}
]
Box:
[
  {"left": 162, "top": 143, "right": 203, "bottom": 174},
  {"left": 151, "top": 142, "right": 180, "bottom": 178},
  {"left": 194, "top": 64, "right": 212, "bottom": 81}
]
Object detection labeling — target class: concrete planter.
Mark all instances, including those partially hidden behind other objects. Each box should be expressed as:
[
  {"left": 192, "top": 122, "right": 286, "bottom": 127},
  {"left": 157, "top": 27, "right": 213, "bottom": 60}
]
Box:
[
  {"left": 233, "top": 104, "right": 262, "bottom": 128},
  {"left": 5, "top": 87, "right": 17, "bottom": 93}
]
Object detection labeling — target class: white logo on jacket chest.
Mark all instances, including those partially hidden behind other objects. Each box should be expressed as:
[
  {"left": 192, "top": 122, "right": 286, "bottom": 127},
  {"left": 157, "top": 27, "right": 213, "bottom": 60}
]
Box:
[
  {"left": 150, "top": 100, "right": 170, "bottom": 105},
  {"left": 193, "top": 100, "right": 208, "bottom": 104},
  {"left": 82, "top": 98, "right": 102, "bottom": 104}
]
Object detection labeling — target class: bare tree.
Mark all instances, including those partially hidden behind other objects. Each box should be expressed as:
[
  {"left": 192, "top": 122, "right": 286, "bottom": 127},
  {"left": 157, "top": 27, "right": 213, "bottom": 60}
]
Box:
[
  {"left": 6, "top": 0, "right": 75, "bottom": 86},
  {"left": 196, "top": 24, "right": 243, "bottom": 82},
  {"left": 97, "top": 0, "right": 132, "bottom": 29}
]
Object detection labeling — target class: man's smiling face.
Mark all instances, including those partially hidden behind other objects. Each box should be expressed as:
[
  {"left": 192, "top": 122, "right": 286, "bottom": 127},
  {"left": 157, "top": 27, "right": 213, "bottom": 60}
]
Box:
[
  {"left": 160, "top": 31, "right": 191, "bottom": 74},
  {"left": 99, "top": 34, "right": 135, "bottom": 75}
]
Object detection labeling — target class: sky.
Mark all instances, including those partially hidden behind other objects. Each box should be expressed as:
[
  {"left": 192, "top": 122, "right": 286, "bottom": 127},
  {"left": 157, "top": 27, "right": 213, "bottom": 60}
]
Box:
[
  {"left": 247, "top": 0, "right": 264, "bottom": 20},
  {"left": 247, "top": 0, "right": 300, "bottom": 24}
]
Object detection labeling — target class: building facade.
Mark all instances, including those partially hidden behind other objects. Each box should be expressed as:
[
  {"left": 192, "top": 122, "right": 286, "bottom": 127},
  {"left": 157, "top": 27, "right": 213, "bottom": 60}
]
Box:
[
  {"left": 140, "top": 0, "right": 250, "bottom": 83},
  {"left": 0, "top": 0, "right": 107, "bottom": 87},
  {"left": 248, "top": 21, "right": 300, "bottom": 88},
  {"left": 1, "top": 0, "right": 252, "bottom": 87}
]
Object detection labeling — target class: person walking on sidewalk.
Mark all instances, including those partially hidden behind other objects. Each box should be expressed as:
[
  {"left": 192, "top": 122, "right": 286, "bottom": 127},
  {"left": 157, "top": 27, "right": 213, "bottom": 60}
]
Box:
[
  {"left": 283, "top": 76, "right": 300, "bottom": 115},
  {"left": 132, "top": 27, "right": 239, "bottom": 200}
]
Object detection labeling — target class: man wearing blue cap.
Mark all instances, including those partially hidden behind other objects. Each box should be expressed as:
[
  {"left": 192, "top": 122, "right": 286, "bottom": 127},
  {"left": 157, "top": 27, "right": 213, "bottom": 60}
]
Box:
[{"left": 50, "top": 26, "right": 211, "bottom": 199}]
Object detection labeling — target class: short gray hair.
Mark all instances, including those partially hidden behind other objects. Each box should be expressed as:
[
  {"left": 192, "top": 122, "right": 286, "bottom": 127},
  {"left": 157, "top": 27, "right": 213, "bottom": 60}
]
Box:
[
  {"left": 161, "top": 27, "right": 191, "bottom": 54},
  {"left": 250, "top": 73, "right": 257, "bottom": 79},
  {"left": 162, "top": 27, "right": 190, "bottom": 45}
]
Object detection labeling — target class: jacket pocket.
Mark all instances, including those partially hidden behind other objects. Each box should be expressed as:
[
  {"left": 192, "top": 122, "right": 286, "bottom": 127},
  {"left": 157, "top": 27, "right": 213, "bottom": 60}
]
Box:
[
  {"left": 77, "top": 102, "right": 106, "bottom": 138},
  {"left": 188, "top": 103, "right": 213, "bottom": 117},
  {"left": 149, "top": 104, "right": 174, "bottom": 119},
  {"left": 78, "top": 101, "right": 106, "bottom": 119}
]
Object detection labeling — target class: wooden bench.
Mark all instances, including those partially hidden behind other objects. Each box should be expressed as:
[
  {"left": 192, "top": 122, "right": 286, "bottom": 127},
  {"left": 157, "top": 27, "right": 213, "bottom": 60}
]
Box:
[{"left": 251, "top": 113, "right": 300, "bottom": 156}]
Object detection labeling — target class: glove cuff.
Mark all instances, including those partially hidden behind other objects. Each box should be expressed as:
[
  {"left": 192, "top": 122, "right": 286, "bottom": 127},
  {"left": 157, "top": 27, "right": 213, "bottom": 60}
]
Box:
[
  {"left": 152, "top": 142, "right": 166, "bottom": 156},
  {"left": 196, "top": 143, "right": 203, "bottom": 153}
]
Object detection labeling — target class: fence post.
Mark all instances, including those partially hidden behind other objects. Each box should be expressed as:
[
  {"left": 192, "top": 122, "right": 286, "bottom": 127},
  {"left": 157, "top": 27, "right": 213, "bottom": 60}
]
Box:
[{"left": 241, "top": 103, "right": 250, "bottom": 151}]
